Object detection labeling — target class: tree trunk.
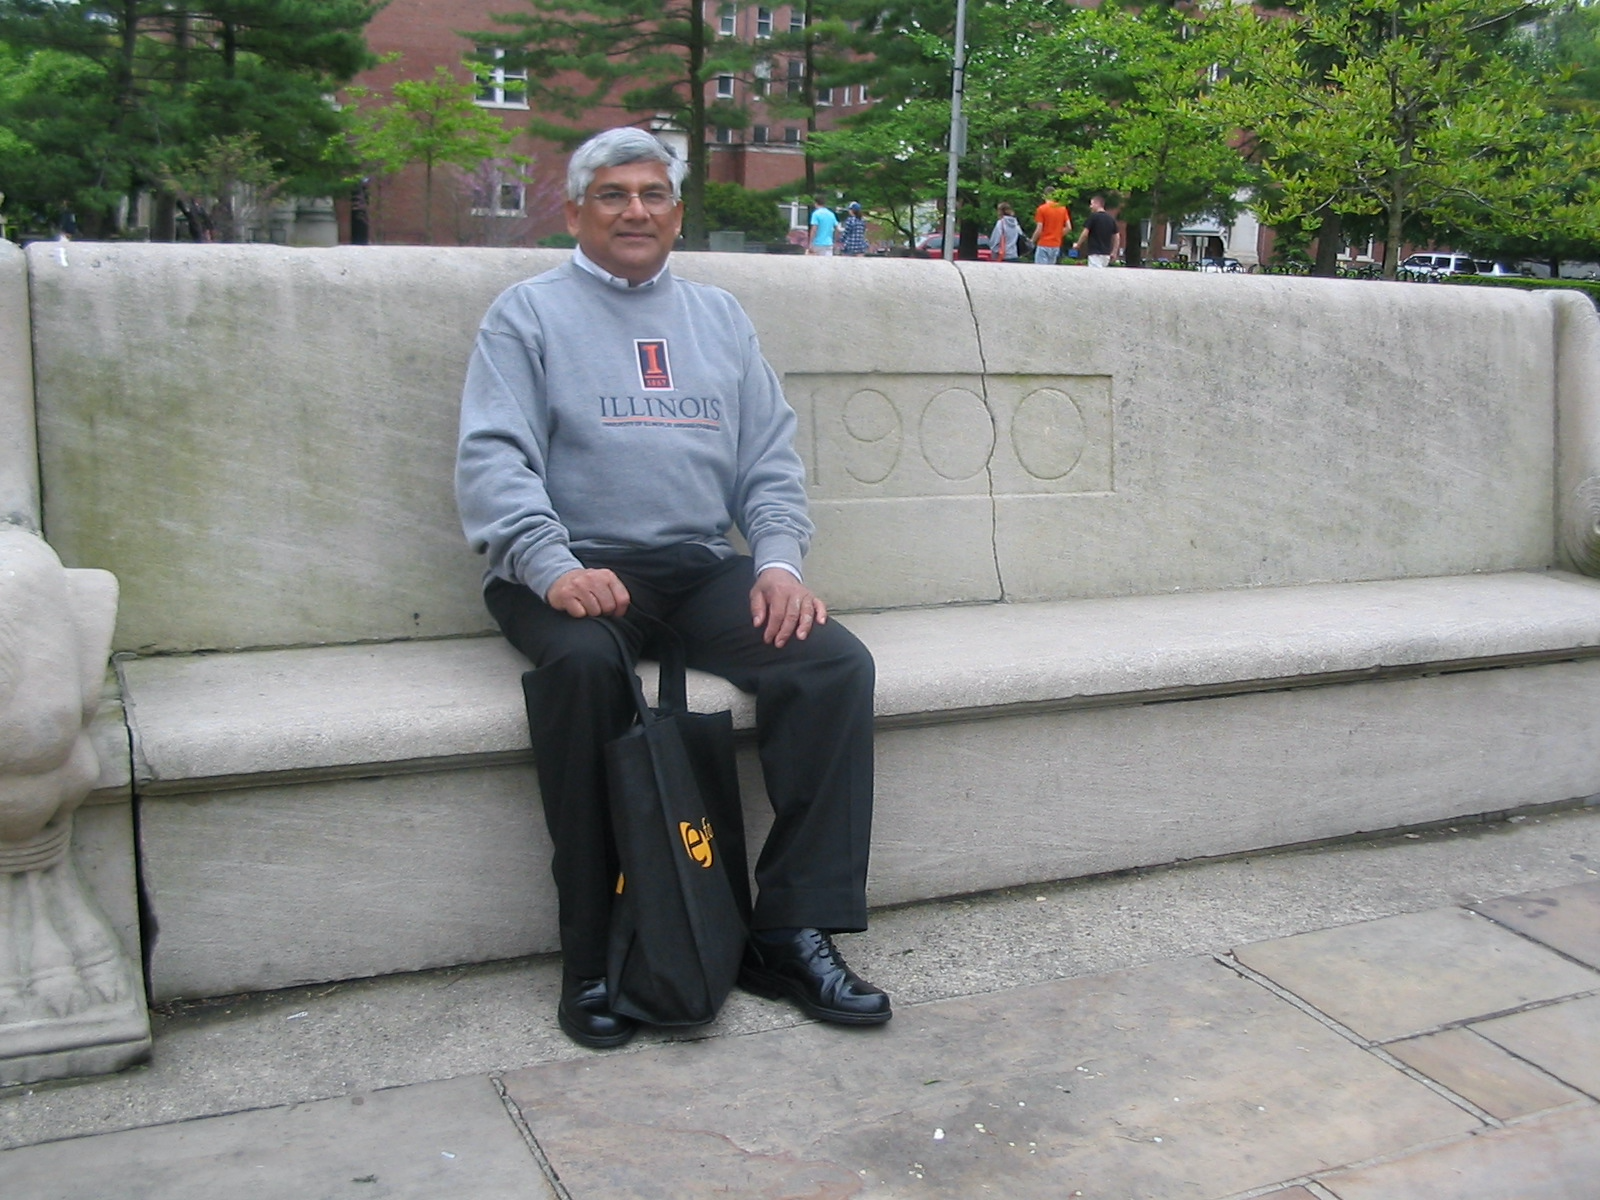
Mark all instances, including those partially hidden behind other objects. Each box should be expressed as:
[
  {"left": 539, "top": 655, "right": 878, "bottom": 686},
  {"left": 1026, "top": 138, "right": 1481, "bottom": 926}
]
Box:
[
  {"left": 152, "top": 192, "right": 177, "bottom": 243},
  {"left": 1383, "top": 198, "right": 1404, "bottom": 281},
  {"left": 1313, "top": 210, "right": 1342, "bottom": 277},
  {"left": 1123, "top": 217, "right": 1142, "bottom": 268},
  {"left": 682, "top": 1, "right": 709, "bottom": 250},
  {"left": 423, "top": 160, "right": 435, "bottom": 245},
  {"left": 803, "top": 0, "right": 816, "bottom": 195}
]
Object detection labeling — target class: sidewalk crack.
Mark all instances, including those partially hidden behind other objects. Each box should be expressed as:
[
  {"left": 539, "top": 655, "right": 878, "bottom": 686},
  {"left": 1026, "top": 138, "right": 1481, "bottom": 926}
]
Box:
[{"left": 490, "top": 1073, "right": 572, "bottom": 1199}]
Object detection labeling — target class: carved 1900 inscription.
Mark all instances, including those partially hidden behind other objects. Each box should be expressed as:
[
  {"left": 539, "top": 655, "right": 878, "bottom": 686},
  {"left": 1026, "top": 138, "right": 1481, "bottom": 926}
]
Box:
[{"left": 794, "top": 374, "right": 1113, "bottom": 499}]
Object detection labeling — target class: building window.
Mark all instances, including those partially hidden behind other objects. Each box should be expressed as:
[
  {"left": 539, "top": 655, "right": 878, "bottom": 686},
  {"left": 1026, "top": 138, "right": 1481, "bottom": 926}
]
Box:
[
  {"left": 784, "top": 125, "right": 802, "bottom": 144},
  {"left": 752, "top": 57, "right": 771, "bottom": 97},
  {"left": 752, "top": 124, "right": 768, "bottom": 143},
  {"left": 787, "top": 58, "right": 804, "bottom": 100},
  {"left": 816, "top": 86, "right": 832, "bottom": 106},
  {"left": 474, "top": 47, "right": 527, "bottom": 109},
  {"left": 789, "top": 7, "right": 805, "bottom": 30},
  {"left": 718, "top": 4, "right": 736, "bottom": 35},
  {"left": 714, "top": 126, "right": 736, "bottom": 144},
  {"left": 716, "top": 74, "right": 735, "bottom": 99},
  {"left": 472, "top": 181, "right": 525, "bottom": 217},
  {"left": 756, "top": 6, "right": 773, "bottom": 36},
  {"left": 856, "top": 84, "right": 868, "bottom": 104}
]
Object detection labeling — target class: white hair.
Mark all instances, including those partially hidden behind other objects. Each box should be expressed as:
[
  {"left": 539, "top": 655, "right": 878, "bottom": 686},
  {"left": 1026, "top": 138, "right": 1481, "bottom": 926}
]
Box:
[{"left": 566, "top": 128, "right": 686, "bottom": 202}]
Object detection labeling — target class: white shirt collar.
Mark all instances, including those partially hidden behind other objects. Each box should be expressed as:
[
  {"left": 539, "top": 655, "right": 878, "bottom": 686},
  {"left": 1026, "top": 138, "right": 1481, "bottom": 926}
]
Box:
[{"left": 572, "top": 245, "right": 670, "bottom": 291}]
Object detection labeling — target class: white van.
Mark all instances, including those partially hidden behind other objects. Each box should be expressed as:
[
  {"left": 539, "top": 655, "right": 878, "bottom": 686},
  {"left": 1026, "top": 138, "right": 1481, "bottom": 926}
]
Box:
[{"left": 1401, "top": 252, "right": 1478, "bottom": 277}]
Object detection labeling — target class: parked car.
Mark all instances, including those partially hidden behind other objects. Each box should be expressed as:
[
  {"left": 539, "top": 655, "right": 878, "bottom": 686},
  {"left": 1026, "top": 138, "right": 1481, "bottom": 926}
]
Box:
[
  {"left": 915, "top": 233, "right": 993, "bottom": 261},
  {"left": 1400, "top": 252, "right": 1478, "bottom": 277}
]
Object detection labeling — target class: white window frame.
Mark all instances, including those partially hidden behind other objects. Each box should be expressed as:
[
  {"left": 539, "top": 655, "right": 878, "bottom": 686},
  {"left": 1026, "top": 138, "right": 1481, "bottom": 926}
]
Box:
[
  {"left": 715, "top": 73, "right": 735, "bottom": 99},
  {"left": 816, "top": 86, "right": 832, "bottom": 106},
  {"left": 718, "top": 4, "right": 736, "bottom": 35},
  {"left": 474, "top": 47, "right": 527, "bottom": 110},
  {"left": 789, "top": 8, "right": 805, "bottom": 30},
  {"left": 472, "top": 180, "right": 526, "bottom": 218},
  {"left": 752, "top": 123, "right": 768, "bottom": 143},
  {"left": 756, "top": 6, "right": 773, "bottom": 36},
  {"left": 783, "top": 125, "right": 802, "bottom": 144}
]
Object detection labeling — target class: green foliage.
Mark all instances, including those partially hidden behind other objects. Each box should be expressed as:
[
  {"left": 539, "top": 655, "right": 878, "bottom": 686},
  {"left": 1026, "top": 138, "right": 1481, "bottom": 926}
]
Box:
[
  {"left": 1212, "top": 0, "right": 1600, "bottom": 277},
  {"left": 1443, "top": 272, "right": 1600, "bottom": 306},
  {"left": 703, "top": 181, "right": 786, "bottom": 240},
  {"left": 475, "top": 0, "right": 739, "bottom": 246},
  {"left": 161, "top": 130, "right": 284, "bottom": 242},
  {"left": 0, "top": 0, "right": 378, "bottom": 233},
  {"left": 808, "top": 100, "right": 947, "bottom": 245},
  {"left": 344, "top": 63, "right": 525, "bottom": 244}
]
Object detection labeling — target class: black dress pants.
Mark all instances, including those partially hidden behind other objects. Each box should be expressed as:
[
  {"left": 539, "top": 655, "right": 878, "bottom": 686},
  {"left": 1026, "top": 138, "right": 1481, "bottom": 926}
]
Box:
[{"left": 485, "top": 544, "right": 875, "bottom": 978}]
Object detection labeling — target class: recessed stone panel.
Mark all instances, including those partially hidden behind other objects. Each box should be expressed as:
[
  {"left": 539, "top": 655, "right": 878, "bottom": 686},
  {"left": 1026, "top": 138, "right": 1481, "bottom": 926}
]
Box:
[{"left": 795, "top": 371, "right": 1113, "bottom": 500}]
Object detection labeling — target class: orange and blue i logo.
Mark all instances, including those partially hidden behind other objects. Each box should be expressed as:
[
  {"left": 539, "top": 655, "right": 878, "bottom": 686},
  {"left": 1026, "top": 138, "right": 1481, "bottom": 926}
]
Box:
[{"left": 635, "top": 339, "right": 672, "bottom": 390}]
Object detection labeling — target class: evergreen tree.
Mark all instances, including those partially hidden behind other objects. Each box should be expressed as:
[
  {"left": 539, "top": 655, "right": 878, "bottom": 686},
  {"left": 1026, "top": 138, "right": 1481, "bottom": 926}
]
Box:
[
  {"left": 0, "top": 0, "right": 377, "bottom": 235},
  {"left": 475, "top": 0, "right": 760, "bottom": 247}
]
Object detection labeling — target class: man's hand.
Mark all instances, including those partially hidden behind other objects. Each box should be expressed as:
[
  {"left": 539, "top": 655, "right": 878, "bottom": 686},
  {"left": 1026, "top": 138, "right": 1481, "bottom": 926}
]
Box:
[
  {"left": 546, "top": 568, "right": 630, "bottom": 618},
  {"left": 750, "top": 568, "right": 827, "bottom": 648}
]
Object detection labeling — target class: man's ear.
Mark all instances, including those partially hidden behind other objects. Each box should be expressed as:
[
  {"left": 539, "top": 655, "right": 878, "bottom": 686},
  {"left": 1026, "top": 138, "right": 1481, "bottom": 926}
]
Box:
[{"left": 565, "top": 200, "right": 582, "bottom": 238}]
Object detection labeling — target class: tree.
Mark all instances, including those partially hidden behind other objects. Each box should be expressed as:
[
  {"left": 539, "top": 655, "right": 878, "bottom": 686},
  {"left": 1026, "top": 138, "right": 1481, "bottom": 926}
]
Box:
[
  {"left": 809, "top": 99, "right": 948, "bottom": 247},
  {"left": 703, "top": 180, "right": 787, "bottom": 241},
  {"left": 1215, "top": 0, "right": 1600, "bottom": 277},
  {"left": 1054, "top": 3, "right": 1254, "bottom": 266},
  {"left": 160, "top": 129, "right": 283, "bottom": 242},
  {"left": 476, "top": 0, "right": 761, "bottom": 248},
  {"left": 0, "top": 0, "right": 378, "bottom": 236},
  {"left": 344, "top": 62, "right": 524, "bottom": 244}
]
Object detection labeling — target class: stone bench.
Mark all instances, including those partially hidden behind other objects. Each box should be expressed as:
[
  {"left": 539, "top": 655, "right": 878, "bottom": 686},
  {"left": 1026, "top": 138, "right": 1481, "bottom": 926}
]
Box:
[
  {"left": 122, "top": 571, "right": 1600, "bottom": 999},
  {"left": 7, "top": 240, "right": 1600, "bottom": 1004}
]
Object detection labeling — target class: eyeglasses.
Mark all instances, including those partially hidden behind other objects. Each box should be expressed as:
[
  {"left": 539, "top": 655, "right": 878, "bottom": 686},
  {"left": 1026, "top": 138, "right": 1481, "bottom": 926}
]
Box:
[{"left": 585, "top": 187, "right": 679, "bottom": 215}]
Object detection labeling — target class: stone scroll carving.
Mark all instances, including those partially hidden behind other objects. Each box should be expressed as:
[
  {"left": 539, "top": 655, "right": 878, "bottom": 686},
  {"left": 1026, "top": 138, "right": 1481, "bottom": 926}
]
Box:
[
  {"left": 0, "top": 529, "right": 148, "bottom": 1085},
  {"left": 795, "top": 373, "right": 1114, "bottom": 500},
  {"left": 1565, "top": 476, "right": 1600, "bottom": 577}
]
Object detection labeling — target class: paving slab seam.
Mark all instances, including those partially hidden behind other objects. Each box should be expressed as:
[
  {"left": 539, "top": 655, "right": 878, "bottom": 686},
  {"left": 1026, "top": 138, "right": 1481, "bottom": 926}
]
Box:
[
  {"left": 1219, "top": 1174, "right": 1345, "bottom": 1200},
  {"left": 1212, "top": 1123, "right": 1555, "bottom": 1200},
  {"left": 490, "top": 1073, "right": 570, "bottom": 1200},
  {"left": 1369, "top": 988, "right": 1600, "bottom": 1046},
  {"left": 1210, "top": 951, "right": 1506, "bottom": 1128},
  {"left": 1469, "top": 898, "right": 1600, "bottom": 976}
]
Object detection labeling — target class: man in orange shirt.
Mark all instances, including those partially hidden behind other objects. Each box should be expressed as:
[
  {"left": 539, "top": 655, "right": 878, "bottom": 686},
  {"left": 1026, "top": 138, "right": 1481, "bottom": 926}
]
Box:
[{"left": 1031, "top": 194, "right": 1073, "bottom": 265}]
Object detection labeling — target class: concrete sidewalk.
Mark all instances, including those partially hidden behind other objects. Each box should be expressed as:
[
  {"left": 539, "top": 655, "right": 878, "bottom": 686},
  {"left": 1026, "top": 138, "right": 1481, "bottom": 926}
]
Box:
[{"left": 3, "top": 804, "right": 1598, "bottom": 1199}]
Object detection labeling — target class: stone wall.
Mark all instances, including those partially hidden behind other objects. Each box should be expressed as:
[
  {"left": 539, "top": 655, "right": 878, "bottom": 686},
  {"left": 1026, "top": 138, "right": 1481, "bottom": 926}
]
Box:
[{"left": 20, "top": 243, "right": 1575, "bottom": 654}]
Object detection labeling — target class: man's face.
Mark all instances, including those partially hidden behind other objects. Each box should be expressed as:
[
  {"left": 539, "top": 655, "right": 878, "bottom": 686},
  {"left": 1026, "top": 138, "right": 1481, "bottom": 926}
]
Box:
[{"left": 565, "top": 161, "right": 683, "bottom": 284}]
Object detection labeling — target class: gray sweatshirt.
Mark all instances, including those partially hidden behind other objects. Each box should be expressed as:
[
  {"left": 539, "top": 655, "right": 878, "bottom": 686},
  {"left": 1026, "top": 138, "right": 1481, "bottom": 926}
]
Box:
[{"left": 456, "top": 261, "right": 812, "bottom": 600}]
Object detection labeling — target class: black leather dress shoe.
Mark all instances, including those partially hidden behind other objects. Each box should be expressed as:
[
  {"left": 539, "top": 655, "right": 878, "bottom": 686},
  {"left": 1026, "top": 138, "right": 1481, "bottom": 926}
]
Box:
[
  {"left": 558, "top": 974, "right": 637, "bottom": 1048},
  {"left": 739, "top": 928, "right": 892, "bottom": 1025}
]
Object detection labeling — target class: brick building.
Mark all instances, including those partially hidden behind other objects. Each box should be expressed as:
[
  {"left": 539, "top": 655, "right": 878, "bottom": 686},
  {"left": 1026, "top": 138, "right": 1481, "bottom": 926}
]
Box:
[{"left": 345, "top": 0, "right": 863, "bottom": 246}]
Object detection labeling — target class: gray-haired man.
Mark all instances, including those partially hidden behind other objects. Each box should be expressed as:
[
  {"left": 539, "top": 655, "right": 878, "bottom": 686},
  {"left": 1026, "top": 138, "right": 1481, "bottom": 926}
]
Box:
[{"left": 456, "top": 127, "right": 889, "bottom": 1048}]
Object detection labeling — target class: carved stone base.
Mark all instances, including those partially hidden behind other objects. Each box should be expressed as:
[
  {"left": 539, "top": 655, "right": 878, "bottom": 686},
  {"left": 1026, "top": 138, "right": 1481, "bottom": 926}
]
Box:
[{"left": 0, "top": 817, "right": 151, "bottom": 1086}]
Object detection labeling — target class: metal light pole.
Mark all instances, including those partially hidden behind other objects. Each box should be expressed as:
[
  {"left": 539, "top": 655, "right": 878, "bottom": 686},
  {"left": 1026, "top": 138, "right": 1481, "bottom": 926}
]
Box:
[{"left": 942, "top": 0, "right": 968, "bottom": 262}]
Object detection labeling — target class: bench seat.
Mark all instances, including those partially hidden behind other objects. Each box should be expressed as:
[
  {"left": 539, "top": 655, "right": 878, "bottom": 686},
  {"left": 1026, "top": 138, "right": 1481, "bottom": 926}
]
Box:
[{"left": 122, "top": 570, "right": 1600, "bottom": 1000}]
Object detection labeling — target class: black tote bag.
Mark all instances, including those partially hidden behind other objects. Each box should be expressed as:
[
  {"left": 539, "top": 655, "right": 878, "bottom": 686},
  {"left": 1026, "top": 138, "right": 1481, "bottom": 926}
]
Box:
[{"left": 598, "top": 618, "right": 751, "bottom": 1027}]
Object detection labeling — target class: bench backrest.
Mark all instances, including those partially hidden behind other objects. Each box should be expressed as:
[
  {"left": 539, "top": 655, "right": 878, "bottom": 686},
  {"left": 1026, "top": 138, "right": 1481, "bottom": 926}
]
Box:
[{"left": 11, "top": 241, "right": 1590, "bottom": 653}]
